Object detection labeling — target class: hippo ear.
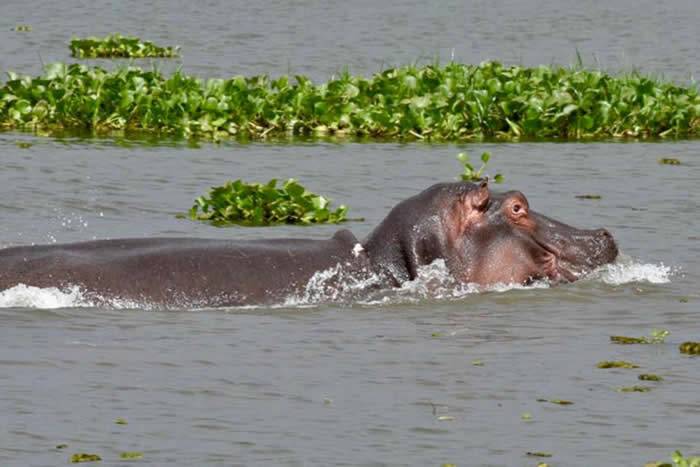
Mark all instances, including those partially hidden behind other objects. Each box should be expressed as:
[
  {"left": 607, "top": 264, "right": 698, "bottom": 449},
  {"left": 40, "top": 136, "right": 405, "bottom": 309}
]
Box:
[{"left": 469, "top": 180, "right": 490, "bottom": 212}]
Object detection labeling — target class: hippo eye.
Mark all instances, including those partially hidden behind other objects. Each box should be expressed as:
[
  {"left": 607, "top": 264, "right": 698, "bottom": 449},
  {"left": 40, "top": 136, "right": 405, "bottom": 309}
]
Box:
[{"left": 512, "top": 204, "right": 522, "bottom": 214}]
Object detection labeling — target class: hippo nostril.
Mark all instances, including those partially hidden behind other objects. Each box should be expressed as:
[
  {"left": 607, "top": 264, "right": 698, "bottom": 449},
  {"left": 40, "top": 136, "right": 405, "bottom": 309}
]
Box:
[{"left": 597, "top": 228, "right": 612, "bottom": 239}]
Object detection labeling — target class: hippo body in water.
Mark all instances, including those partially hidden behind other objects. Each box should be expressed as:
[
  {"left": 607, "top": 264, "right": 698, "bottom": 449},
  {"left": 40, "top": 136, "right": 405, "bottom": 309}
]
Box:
[{"left": 0, "top": 182, "right": 617, "bottom": 307}]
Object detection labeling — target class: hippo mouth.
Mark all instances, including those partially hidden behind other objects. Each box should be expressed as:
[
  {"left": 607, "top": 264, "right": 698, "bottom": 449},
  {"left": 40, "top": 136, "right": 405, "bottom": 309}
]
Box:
[
  {"left": 534, "top": 237, "right": 579, "bottom": 283},
  {"left": 533, "top": 230, "right": 618, "bottom": 283}
]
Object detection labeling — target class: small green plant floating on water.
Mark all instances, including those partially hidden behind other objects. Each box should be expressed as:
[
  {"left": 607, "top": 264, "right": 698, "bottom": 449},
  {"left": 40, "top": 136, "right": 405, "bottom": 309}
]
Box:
[
  {"left": 457, "top": 151, "right": 503, "bottom": 183},
  {"left": 617, "top": 385, "right": 652, "bottom": 393},
  {"left": 596, "top": 360, "right": 639, "bottom": 369},
  {"left": 610, "top": 329, "right": 669, "bottom": 345},
  {"left": 188, "top": 179, "right": 349, "bottom": 226},
  {"left": 639, "top": 373, "right": 664, "bottom": 381},
  {"left": 679, "top": 341, "right": 700, "bottom": 355},
  {"left": 648, "top": 451, "right": 700, "bottom": 467},
  {"left": 670, "top": 451, "right": 700, "bottom": 467},
  {"left": 70, "top": 34, "right": 179, "bottom": 58},
  {"left": 70, "top": 453, "right": 101, "bottom": 463}
]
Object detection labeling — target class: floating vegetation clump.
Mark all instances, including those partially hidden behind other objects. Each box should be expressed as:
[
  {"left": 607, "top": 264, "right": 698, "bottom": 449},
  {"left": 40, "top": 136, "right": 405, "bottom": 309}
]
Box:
[
  {"left": 536, "top": 398, "right": 573, "bottom": 406},
  {"left": 526, "top": 452, "right": 553, "bottom": 458},
  {"left": 639, "top": 373, "right": 664, "bottom": 382},
  {"left": 610, "top": 329, "right": 669, "bottom": 345},
  {"left": 679, "top": 341, "right": 700, "bottom": 355},
  {"left": 659, "top": 157, "right": 681, "bottom": 165},
  {"left": 617, "top": 385, "right": 652, "bottom": 393},
  {"left": 1, "top": 61, "right": 699, "bottom": 141},
  {"left": 189, "top": 179, "right": 349, "bottom": 226},
  {"left": 70, "top": 453, "right": 102, "bottom": 463},
  {"left": 596, "top": 360, "right": 639, "bottom": 369},
  {"left": 670, "top": 451, "right": 700, "bottom": 467},
  {"left": 70, "top": 34, "right": 179, "bottom": 58}
]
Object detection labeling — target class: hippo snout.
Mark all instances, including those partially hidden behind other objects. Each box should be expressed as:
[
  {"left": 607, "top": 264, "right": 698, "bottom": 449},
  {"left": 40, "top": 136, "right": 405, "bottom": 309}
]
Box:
[{"left": 595, "top": 228, "right": 619, "bottom": 263}]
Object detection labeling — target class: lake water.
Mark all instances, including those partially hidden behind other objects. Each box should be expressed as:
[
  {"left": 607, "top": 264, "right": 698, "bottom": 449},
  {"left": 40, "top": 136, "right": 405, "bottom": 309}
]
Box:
[{"left": 0, "top": 1, "right": 699, "bottom": 466}]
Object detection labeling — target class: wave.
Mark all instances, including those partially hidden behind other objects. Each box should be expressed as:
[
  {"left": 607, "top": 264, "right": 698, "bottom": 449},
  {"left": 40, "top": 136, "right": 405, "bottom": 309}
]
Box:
[{"left": 586, "top": 255, "right": 672, "bottom": 285}]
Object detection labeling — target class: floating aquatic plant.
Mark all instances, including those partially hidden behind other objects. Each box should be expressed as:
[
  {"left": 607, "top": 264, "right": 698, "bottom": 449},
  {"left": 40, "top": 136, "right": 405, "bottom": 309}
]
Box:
[
  {"left": 659, "top": 157, "right": 681, "bottom": 165},
  {"left": 610, "top": 329, "right": 669, "bottom": 345},
  {"left": 526, "top": 452, "right": 553, "bottom": 458},
  {"left": 679, "top": 341, "right": 700, "bottom": 355},
  {"left": 188, "top": 179, "right": 349, "bottom": 226},
  {"left": 596, "top": 360, "right": 639, "bottom": 369},
  {"left": 15, "top": 25, "right": 32, "bottom": 32},
  {"left": 1, "top": 61, "right": 699, "bottom": 141},
  {"left": 119, "top": 451, "right": 143, "bottom": 460},
  {"left": 670, "top": 451, "right": 700, "bottom": 467},
  {"left": 638, "top": 373, "right": 663, "bottom": 381},
  {"left": 617, "top": 385, "right": 652, "bottom": 393},
  {"left": 70, "top": 34, "right": 179, "bottom": 58},
  {"left": 457, "top": 151, "right": 504, "bottom": 183},
  {"left": 536, "top": 398, "right": 573, "bottom": 406},
  {"left": 70, "top": 453, "right": 101, "bottom": 463}
]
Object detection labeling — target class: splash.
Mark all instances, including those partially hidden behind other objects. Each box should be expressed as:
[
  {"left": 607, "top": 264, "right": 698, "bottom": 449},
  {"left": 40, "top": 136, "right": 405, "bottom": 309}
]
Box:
[
  {"left": 283, "top": 262, "right": 384, "bottom": 306},
  {"left": 0, "top": 283, "right": 153, "bottom": 310},
  {"left": 589, "top": 255, "right": 672, "bottom": 285},
  {"left": 0, "top": 284, "right": 88, "bottom": 309}
]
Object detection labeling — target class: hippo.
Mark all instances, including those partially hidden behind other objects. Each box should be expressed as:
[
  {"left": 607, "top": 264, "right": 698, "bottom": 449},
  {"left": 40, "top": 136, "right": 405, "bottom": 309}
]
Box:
[{"left": 0, "top": 181, "right": 617, "bottom": 307}]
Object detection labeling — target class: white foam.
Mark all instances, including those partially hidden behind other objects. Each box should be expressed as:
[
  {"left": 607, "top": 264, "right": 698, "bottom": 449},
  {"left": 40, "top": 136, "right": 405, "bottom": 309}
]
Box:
[
  {"left": 283, "top": 262, "right": 383, "bottom": 306},
  {"left": 0, "top": 283, "right": 152, "bottom": 310},
  {"left": 590, "top": 256, "right": 673, "bottom": 285},
  {"left": 0, "top": 284, "right": 88, "bottom": 309}
]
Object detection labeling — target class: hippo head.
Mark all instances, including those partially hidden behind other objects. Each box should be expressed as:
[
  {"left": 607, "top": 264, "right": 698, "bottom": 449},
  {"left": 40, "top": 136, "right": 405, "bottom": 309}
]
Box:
[{"left": 362, "top": 181, "right": 618, "bottom": 287}]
